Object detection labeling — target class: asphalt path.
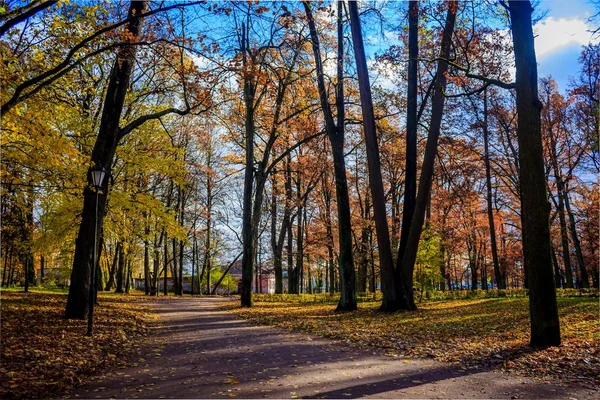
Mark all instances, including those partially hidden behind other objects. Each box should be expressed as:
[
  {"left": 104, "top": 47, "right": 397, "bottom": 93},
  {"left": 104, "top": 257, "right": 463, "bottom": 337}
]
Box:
[{"left": 67, "top": 297, "right": 597, "bottom": 399}]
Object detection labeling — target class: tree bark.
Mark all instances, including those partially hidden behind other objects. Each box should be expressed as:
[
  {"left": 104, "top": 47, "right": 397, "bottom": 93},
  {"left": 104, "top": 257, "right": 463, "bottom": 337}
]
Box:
[
  {"left": 115, "top": 244, "right": 125, "bottom": 293},
  {"left": 287, "top": 213, "right": 294, "bottom": 294},
  {"left": 483, "top": 89, "right": 506, "bottom": 289},
  {"left": 550, "top": 242, "right": 563, "bottom": 288},
  {"left": 105, "top": 242, "right": 119, "bottom": 291},
  {"left": 563, "top": 190, "right": 589, "bottom": 288},
  {"left": 144, "top": 240, "right": 150, "bottom": 295},
  {"left": 468, "top": 234, "right": 478, "bottom": 290},
  {"left": 65, "top": 1, "right": 146, "bottom": 319},
  {"left": 293, "top": 175, "right": 303, "bottom": 295},
  {"left": 271, "top": 169, "right": 291, "bottom": 294},
  {"left": 40, "top": 255, "right": 45, "bottom": 284},
  {"left": 163, "top": 234, "right": 169, "bottom": 295},
  {"left": 322, "top": 173, "right": 336, "bottom": 295},
  {"left": 349, "top": 0, "right": 397, "bottom": 311},
  {"left": 2, "top": 246, "right": 11, "bottom": 287},
  {"left": 304, "top": 1, "right": 356, "bottom": 310},
  {"left": 172, "top": 237, "right": 179, "bottom": 295},
  {"left": 509, "top": 0, "right": 561, "bottom": 347},
  {"left": 548, "top": 130, "right": 575, "bottom": 288},
  {"left": 397, "top": 2, "right": 457, "bottom": 311},
  {"left": 240, "top": 20, "right": 256, "bottom": 307},
  {"left": 125, "top": 259, "right": 131, "bottom": 294},
  {"left": 397, "top": 0, "right": 419, "bottom": 293}
]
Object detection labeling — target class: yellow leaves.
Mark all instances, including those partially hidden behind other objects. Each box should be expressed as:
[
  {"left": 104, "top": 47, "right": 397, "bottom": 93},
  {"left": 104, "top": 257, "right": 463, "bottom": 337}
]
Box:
[{"left": 224, "top": 378, "right": 239, "bottom": 384}]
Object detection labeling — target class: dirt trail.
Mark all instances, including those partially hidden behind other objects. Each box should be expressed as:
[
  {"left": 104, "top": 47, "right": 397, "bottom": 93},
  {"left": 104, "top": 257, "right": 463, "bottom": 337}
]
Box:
[{"left": 66, "top": 297, "right": 596, "bottom": 399}]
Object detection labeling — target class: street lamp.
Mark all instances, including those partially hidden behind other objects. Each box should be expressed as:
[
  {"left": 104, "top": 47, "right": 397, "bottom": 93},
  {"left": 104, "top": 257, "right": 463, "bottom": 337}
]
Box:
[{"left": 87, "top": 163, "right": 106, "bottom": 336}]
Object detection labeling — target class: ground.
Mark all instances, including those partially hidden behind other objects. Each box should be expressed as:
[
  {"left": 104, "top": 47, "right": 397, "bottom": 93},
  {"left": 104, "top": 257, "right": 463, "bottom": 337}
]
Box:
[
  {"left": 0, "top": 290, "right": 152, "bottom": 399},
  {"left": 67, "top": 297, "right": 595, "bottom": 399},
  {"left": 230, "top": 293, "right": 599, "bottom": 385},
  {"left": 1, "top": 291, "right": 597, "bottom": 399}
]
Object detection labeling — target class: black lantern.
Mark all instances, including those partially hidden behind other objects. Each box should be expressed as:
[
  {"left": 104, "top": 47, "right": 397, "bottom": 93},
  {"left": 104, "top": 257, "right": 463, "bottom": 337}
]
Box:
[{"left": 90, "top": 164, "right": 106, "bottom": 190}]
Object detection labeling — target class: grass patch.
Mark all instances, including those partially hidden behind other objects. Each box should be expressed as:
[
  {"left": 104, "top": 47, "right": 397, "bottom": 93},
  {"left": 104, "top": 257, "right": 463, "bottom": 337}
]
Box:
[
  {"left": 0, "top": 291, "right": 155, "bottom": 399},
  {"left": 228, "top": 295, "right": 599, "bottom": 385}
]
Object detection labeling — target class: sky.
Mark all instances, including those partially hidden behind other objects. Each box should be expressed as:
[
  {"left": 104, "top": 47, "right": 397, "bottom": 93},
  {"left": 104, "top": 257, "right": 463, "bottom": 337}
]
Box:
[{"left": 534, "top": 0, "right": 598, "bottom": 92}]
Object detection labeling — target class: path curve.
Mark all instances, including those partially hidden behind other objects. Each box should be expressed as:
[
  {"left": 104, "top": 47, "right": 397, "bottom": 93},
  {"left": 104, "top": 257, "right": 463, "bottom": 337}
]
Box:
[{"left": 67, "top": 297, "right": 596, "bottom": 399}]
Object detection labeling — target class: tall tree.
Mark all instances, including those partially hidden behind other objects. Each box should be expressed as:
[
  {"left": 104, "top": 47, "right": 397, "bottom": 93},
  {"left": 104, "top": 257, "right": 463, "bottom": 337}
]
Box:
[
  {"left": 65, "top": 1, "right": 147, "bottom": 319},
  {"left": 507, "top": 0, "right": 560, "bottom": 346},
  {"left": 304, "top": 1, "right": 356, "bottom": 311},
  {"left": 396, "top": 0, "right": 420, "bottom": 297},
  {"left": 396, "top": 1, "right": 457, "bottom": 311},
  {"left": 348, "top": 0, "right": 397, "bottom": 311},
  {"left": 482, "top": 89, "right": 506, "bottom": 289}
]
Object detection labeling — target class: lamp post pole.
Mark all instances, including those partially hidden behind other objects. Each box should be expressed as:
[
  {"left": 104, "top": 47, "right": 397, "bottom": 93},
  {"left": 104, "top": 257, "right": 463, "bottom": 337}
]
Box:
[
  {"left": 86, "top": 190, "right": 99, "bottom": 336},
  {"left": 87, "top": 164, "right": 105, "bottom": 336}
]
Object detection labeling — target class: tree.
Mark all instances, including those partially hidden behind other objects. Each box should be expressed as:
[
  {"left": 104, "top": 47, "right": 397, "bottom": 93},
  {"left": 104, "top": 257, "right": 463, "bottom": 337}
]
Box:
[
  {"left": 396, "top": 1, "right": 457, "bottom": 310},
  {"left": 66, "top": 0, "right": 211, "bottom": 318},
  {"left": 507, "top": 0, "right": 560, "bottom": 347},
  {"left": 304, "top": 1, "right": 356, "bottom": 311},
  {"left": 397, "top": 0, "right": 420, "bottom": 291},
  {"left": 348, "top": 0, "right": 397, "bottom": 311}
]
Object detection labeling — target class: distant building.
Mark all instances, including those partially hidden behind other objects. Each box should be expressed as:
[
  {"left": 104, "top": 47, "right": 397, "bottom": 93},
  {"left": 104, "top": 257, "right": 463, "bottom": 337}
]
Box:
[{"left": 228, "top": 260, "right": 281, "bottom": 294}]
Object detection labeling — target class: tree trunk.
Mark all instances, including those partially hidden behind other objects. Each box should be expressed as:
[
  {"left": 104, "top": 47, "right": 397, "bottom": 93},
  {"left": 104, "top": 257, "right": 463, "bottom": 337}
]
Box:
[
  {"left": 468, "top": 235, "right": 478, "bottom": 291},
  {"left": 564, "top": 190, "right": 589, "bottom": 288},
  {"left": 397, "top": 2, "right": 457, "bottom": 311},
  {"left": 304, "top": 1, "right": 356, "bottom": 310},
  {"left": 40, "top": 254, "right": 45, "bottom": 284},
  {"left": 357, "top": 223, "right": 369, "bottom": 293},
  {"left": 172, "top": 238, "right": 179, "bottom": 295},
  {"left": 115, "top": 244, "right": 125, "bottom": 293},
  {"left": 271, "top": 169, "right": 291, "bottom": 294},
  {"left": 509, "top": 0, "right": 561, "bottom": 347},
  {"left": 179, "top": 238, "right": 184, "bottom": 295},
  {"left": 287, "top": 213, "right": 294, "bottom": 294},
  {"left": 163, "top": 234, "right": 169, "bottom": 295},
  {"left": 483, "top": 89, "right": 506, "bottom": 289},
  {"left": 144, "top": 240, "right": 150, "bottom": 295},
  {"left": 240, "top": 21, "right": 255, "bottom": 307},
  {"left": 550, "top": 242, "right": 563, "bottom": 288},
  {"left": 105, "top": 242, "right": 120, "bottom": 291},
  {"left": 65, "top": 1, "right": 146, "bottom": 319},
  {"left": 191, "top": 234, "right": 196, "bottom": 295},
  {"left": 271, "top": 178, "right": 282, "bottom": 293},
  {"left": 153, "top": 232, "right": 161, "bottom": 296},
  {"left": 2, "top": 245, "right": 11, "bottom": 286},
  {"left": 125, "top": 259, "right": 131, "bottom": 294},
  {"left": 293, "top": 178, "right": 303, "bottom": 295},
  {"left": 397, "top": 0, "right": 419, "bottom": 293},
  {"left": 322, "top": 173, "right": 336, "bottom": 295},
  {"left": 349, "top": 0, "right": 397, "bottom": 311},
  {"left": 549, "top": 132, "right": 574, "bottom": 288}
]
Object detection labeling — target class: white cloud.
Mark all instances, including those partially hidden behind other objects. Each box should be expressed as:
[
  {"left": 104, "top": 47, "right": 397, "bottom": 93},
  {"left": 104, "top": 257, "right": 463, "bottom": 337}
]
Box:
[{"left": 534, "top": 17, "right": 598, "bottom": 59}]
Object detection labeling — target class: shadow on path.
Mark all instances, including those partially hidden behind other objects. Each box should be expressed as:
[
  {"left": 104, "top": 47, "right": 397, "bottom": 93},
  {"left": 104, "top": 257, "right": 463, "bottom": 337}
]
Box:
[{"left": 65, "top": 297, "right": 596, "bottom": 399}]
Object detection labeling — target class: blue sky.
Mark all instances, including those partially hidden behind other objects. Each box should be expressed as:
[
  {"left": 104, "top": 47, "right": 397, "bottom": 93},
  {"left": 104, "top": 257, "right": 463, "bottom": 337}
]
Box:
[{"left": 535, "top": 0, "right": 598, "bottom": 92}]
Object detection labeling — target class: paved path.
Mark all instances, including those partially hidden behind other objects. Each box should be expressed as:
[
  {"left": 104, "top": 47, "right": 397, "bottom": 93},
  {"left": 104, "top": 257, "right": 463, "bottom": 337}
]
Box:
[{"left": 67, "top": 298, "right": 596, "bottom": 399}]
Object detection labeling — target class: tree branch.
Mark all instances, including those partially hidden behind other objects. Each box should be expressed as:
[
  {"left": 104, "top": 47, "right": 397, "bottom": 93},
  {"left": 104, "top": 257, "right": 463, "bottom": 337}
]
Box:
[{"left": 0, "top": 1, "right": 58, "bottom": 37}]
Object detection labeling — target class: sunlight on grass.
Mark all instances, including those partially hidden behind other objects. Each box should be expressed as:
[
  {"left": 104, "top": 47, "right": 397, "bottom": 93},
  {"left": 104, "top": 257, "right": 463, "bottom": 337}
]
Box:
[{"left": 228, "top": 295, "right": 599, "bottom": 384}]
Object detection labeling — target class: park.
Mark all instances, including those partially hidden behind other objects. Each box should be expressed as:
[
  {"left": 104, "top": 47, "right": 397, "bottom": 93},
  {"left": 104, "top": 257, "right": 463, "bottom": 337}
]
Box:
[{"left": 1, "top": 0, "right": 599, "bottom": 399}]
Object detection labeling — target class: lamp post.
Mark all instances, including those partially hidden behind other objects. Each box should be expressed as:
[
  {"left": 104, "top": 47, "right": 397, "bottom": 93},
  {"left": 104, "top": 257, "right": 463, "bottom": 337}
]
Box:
[{"left": 87, "top": 164, "right": 106, "bottom": 336}]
